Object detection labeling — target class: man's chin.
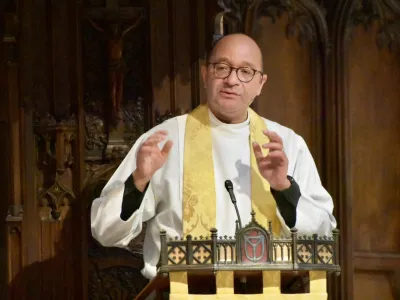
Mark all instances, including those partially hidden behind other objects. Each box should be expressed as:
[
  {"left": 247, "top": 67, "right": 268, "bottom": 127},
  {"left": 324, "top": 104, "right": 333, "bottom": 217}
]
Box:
[
  {"left": 221, "top": 106, "right": 244, "bottom": 117},
  {"left": 215, "top": 98, "right": 240, "bottom": 110},
  {"left": 211, "top": 102, "right": 247, "bottom": 122},
  {"left": 208, "top": 98, "right": 246, "bottom": 114}
]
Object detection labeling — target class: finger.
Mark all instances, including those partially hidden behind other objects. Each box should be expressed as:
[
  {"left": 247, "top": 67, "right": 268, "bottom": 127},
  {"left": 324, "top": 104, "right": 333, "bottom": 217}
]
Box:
[
  {"left": 258, "top": 160, "right": 274, "bottom": 169},
  {"left": 266, "top": 151, "right": 287, "bottom": 160},
  {"left": 263, "top": 130, "right": 283, "bottom": 145},
  {"left": 152, "top": 130, "right": 169, "bottom": 136},
  {"left": 257, "top": 151, "right": 286, "bottom": 163},
  {"left": 262, "top": 142, "right": 283, "bottom": 152},
  {"left": 143, "top": 137, "right": 165, "bottom": 147},
  {"left": 257, "top": 156, "right": 281, "bottom": 166},
  {"left": 161, "top": 140, "right": 173, "bottom": 157},
  {"left": 145, "top": 130, "right": 168, "bottom": 141},
  {"left": 144, "top": 134, "right": 167, "bottom": 145},
  {"left": 149, "top": 130, "right": 169, "bottom": 139},
  {"left": 252, "top": 142, "right": 264, "bottom": 160}
]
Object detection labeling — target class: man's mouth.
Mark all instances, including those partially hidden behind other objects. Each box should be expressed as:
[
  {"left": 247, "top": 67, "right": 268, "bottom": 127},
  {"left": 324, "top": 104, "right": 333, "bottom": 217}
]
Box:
[{"left": 219, "top": 90, "right": 239, "bottom": 97}]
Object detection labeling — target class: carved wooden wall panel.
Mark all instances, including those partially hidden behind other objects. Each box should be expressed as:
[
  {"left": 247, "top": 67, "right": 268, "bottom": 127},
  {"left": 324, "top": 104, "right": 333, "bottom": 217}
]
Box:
[
  {"left": 2, "top": 1, "right": 23, "bottom": 299},
  {"left": 82, "top": 0, "right": 151, "bottom": 296},
  {"left": 150, "top": 0, "right": 207, "bottom": 121},
  {"left": 348, "top": 22, "right": 400, "bottom": 300},
  {"left": 1, "top": 5, "right": 11, "bottom": 299},
  {"left": 333, "top": 1, "right": 400, "bottom": 299},
  {"left": 0, "top": 120, "right": 10, "bottom": 297},
  {"left": 2, "top": 0, "right": 83, "bottom": 299},
  {"left": 349, "top": 24, "right": 400, "bottom": 256}
]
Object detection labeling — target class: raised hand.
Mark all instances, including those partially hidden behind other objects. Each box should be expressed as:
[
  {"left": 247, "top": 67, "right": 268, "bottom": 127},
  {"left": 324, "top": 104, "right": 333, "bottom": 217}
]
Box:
[
  {"left": 252, "top": 130, "right": 290, "bottom": 191},
  {"left": 133, "top": 130, "right": 173, "bottom": 191}
]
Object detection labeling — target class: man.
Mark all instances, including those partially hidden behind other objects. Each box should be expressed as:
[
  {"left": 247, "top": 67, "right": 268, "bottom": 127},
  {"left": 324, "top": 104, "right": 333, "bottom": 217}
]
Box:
[{"left": 91, "top": 33, "right": 337, "bottom": 280}]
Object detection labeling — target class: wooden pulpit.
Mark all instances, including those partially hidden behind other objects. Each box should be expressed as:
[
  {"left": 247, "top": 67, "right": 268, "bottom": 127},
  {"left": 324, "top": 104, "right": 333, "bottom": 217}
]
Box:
[{"left": 134, "top": 212, "right": 341, "bottom": 300}]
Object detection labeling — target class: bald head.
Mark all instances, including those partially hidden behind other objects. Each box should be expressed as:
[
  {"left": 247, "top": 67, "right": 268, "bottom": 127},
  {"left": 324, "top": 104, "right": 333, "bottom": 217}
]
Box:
[{"left": 208, "top": 33, "right": 264, "bottom": 71}]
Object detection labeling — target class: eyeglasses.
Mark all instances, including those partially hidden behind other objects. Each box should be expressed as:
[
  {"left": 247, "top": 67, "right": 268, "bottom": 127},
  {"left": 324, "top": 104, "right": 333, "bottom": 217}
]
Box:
[{"left": 208, "top": 62, "right": 263, "bottom": 83}]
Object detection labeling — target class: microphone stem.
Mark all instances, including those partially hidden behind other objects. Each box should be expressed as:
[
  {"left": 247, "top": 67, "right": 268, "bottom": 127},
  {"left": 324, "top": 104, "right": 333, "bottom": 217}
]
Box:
[
  {"left": 234, "top": 203, "right": 243, "bottom": 229},
  {"left": 230, "top": 190, "right": 242, "bottom": 229}
]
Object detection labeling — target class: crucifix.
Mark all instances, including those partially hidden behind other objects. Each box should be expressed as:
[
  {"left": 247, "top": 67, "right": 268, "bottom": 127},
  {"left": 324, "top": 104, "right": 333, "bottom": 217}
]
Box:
[
  {"left": 86, "top": 0, "right": 146, "bottom": 159},
  {"left": 86, "top": 0, "right": 145, "bottom": 124}
]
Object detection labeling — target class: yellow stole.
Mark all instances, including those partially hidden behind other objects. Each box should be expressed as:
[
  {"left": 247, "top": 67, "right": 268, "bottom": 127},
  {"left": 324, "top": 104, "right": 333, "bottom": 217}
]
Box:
[{"left": 182, "top": 104, "right": 281, "bottom": 237}]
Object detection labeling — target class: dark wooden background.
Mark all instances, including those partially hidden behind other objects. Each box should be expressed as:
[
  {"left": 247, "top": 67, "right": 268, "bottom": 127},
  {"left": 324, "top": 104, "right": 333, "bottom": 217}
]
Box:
[{"left": 1, "top": 0, "right": 399, "bottom": 299}]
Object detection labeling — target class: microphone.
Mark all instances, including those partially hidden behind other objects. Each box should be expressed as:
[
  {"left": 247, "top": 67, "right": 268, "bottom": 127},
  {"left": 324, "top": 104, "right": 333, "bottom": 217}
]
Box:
[{"left": 224, "top": 180, "right": 243, "bottom": 230}]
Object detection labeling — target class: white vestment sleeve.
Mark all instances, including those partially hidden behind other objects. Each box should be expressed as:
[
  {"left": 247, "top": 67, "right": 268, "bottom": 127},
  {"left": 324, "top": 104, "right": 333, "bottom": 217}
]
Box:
[
  {"left": 278, "top": 135, "right": 337, "bottom": 237},
  {"left": 90, "top": 133, "right": 158, "bottom": 248}
]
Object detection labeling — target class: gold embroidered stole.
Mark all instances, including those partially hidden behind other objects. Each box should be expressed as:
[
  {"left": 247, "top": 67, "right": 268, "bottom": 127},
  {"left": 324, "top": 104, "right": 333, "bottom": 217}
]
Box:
[{"left": 182, "top": 104, "right": 281, "bottom": 237}]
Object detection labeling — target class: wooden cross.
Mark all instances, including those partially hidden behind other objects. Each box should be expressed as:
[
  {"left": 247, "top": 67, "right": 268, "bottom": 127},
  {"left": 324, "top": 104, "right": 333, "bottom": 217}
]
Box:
[
  {"left": 85, "top": 0, "right": 145, "bottom": 22},
  {"left": 85, "top": 0, "right": 146, "bottom": 151}
]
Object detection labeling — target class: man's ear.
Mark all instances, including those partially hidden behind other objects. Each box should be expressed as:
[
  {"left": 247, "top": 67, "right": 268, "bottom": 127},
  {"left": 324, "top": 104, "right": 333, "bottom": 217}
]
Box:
[
  {"left": 201, "top": 65, "right": 208, "bottom": 88},
  {"left": 257, "top": 74, "right": 268, "bottom": 96}
]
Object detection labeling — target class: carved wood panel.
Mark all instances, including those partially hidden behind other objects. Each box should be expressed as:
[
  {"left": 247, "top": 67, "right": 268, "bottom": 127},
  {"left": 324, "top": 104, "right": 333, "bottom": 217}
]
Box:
[
  {"left": 2, "top": 1, "right": 23, "bottom": 299},
  {"left": 82, "top": 0, "right": 151, "bottom": 297},
  {"left": 333, "top": 1, "right": 400, "bottom": 299},
  {"left": 347, "top": 15, "right": 400, "bottom": 300}
]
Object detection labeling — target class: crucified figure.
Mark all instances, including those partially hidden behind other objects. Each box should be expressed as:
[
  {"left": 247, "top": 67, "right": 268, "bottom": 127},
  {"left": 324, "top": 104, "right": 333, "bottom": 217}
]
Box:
[{"left": 90, "top": 14, "right": 144, "bottom": 122}]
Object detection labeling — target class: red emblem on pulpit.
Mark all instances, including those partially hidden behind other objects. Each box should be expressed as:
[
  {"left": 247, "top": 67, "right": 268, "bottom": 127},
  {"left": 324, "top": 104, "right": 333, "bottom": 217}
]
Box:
[{"left": 241, "top": 229, "right": 268, "bottom": 263}]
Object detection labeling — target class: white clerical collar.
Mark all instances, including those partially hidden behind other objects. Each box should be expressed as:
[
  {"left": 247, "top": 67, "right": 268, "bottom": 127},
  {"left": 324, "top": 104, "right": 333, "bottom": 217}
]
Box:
[{"left": 208, "top": 108, "right": 250, "bottom": 130}]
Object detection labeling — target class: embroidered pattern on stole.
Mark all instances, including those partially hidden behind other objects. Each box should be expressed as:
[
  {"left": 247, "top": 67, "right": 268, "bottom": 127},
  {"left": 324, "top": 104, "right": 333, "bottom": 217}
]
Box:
[{"left": 182, "top": 104, "right": 281, "bottom": 237}]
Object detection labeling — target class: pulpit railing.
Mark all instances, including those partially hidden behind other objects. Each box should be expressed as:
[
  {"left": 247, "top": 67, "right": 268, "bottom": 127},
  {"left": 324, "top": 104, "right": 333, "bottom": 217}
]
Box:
[{"left": 158, "top": 212, "right": 340, "bottom": 275}]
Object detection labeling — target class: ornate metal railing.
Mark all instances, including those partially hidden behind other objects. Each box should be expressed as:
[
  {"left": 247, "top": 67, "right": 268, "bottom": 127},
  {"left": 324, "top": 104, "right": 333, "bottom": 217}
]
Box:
[{"left": 158, "top": 213, "right": 340, "bottom": 275}]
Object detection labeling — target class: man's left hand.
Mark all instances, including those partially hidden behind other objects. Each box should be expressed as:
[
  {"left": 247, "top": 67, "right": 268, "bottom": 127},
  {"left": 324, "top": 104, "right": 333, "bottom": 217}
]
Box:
[{"left": 252, "top": 130, "right": 290, "bottom": 191}]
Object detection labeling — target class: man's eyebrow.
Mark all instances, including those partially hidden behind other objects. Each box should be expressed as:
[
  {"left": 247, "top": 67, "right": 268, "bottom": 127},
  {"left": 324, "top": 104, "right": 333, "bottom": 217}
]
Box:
[{"left": 212, "top": 57, "right": 260, "bottom": 70}]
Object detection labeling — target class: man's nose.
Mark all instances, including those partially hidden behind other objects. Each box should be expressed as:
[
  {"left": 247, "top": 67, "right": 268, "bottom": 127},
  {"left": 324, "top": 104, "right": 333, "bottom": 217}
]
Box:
[{"left": 225, "top": 69, "right": 240, "bottom": 85}]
